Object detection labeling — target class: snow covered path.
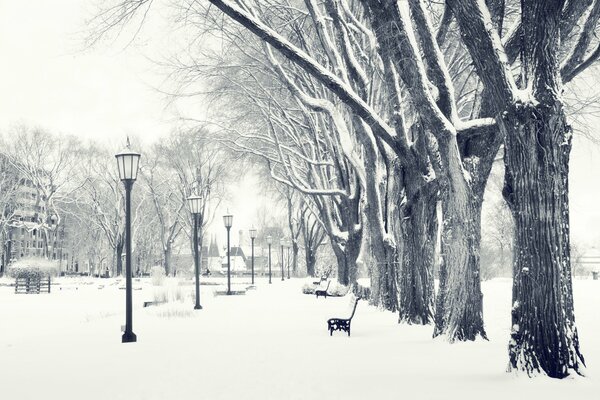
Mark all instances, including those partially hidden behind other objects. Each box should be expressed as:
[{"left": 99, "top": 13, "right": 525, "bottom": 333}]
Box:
[{"left": 0, "top": 277, "right": 598, "bottom": 399}]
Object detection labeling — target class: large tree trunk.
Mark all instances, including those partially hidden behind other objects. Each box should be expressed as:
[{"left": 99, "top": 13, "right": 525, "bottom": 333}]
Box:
[
  {"left": 398, "top": 171, "right": 437, "bottom": 324},
  {"left": 503, "top": 101, "right": 584, "bottom": 377},
  {"left": 359, "top": 129, "right": 398, "bottom": 311},
  {"left": 331, "top": 230, "right": 361, "bottom": 286},
  {"left": 433, "top": 138, "right": 487, "bottom": 341},
  {"left": 305, "top": 247, "right": 316, "bottom": 277}
]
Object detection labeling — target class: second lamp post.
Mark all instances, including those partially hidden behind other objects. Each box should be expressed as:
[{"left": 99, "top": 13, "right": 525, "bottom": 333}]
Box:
[
  {"left": 115, "top": 140, "right": 140, "bottom": 344},
  {"left": 187, "top": 194, "right": 203, "bottom": 310},
  {"left": 223, "top": 213, "right": 233, "bottom": 295}
]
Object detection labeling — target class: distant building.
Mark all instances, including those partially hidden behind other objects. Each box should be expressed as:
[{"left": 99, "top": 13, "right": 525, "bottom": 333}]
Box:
[
  {"left": 203, "top": 235, "right": 221, "bottom": 273},
  {"left": 1, "top": 154, "right": 65, "bottom": 267},
  {"left": 578, "top": 247, "right": 600, "bottom": 277},
  {"left": 221, "top": 246, "right": 247, "bottom": 272}
]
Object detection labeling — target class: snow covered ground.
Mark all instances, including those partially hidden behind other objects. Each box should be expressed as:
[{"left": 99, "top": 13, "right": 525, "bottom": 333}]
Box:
[{"left": 0, "top": 276, "right": 598, "bottom": 400}]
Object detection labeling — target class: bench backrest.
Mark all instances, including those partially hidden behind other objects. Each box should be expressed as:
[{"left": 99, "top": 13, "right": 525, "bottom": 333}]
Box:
[{"left": 348, "top": 297, "right": 360, "bottom": 320}]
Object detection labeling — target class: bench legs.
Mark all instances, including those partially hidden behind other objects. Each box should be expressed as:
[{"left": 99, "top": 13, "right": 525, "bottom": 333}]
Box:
[{"left": 327, "top": 318, "right": 351, "bottom": 336}]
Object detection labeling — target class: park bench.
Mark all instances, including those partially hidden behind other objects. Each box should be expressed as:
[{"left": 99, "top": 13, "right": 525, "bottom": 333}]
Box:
[
  {"left": 315, "top": 281, "right": 331, "bottom": 298},
  {"left": 327, "top": 296, "right": 360, "bottom": 337},
  {"left": 312, "top": 276, "right": 327, "bottom": 285},
  {"left": 15, "top": 276, "right": 51, "bottom": 294}
]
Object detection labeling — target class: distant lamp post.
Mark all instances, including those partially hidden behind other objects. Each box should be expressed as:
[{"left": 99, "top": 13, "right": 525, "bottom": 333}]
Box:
[
  {"left": 280, "top": 238, "right": 285, "bottom": 281},
  {"left": 267, "top": 235, "right": 272, "bottom": 284},
  {"left": 223, "top": 213, "right": 233, "bottom": 295},
  {"left": 187, "top": 194, "right": 203, "bottom": 310},
  {"left": 115, "top": 138, "right": 141, "bottom": 344},
  {"left": 249, "top": 227, "right": 257, "bottom": 285}
]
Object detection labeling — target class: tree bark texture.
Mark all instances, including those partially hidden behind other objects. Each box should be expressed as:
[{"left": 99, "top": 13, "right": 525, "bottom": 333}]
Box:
[
  {"left": 359, "top": 128, "right": 398, "bottom": 311},
  {"left": 502, "top": 101, "right": 584, "bottom": 377},
  {"left": 331, "top": 229, "right": 362, "bottom": 286},
  {"left": 433, "top": 137, "right": 487, "bottom": 341},
  {"left": 398, "top": 170, "right": 437, "bottom": 325},
  {"left": 305, "top": 247, "right": 316, "bottom": 277}
]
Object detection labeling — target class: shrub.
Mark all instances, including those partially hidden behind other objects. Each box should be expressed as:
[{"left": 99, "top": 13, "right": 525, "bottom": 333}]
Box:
[
  {"left": 7, "top": 257, "right": 59, "bottom": 279},
  {"left": 152, "top": 278, "right": 189, "bottom": 303},
  {"left": 151, "top": 266, "right": 166, "bottom": 286}
]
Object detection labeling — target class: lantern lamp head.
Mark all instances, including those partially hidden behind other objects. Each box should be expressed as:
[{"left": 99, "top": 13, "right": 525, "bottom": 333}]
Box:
[
  {"left": 187, "top": 194, "right": 203, "bottom": 215},
  {"left": 223, "top": 213, "right": 233, "bottom": 229},
  {"left": 249, "top": 227, "right": 257, "bottom": 239},
  {"left": 115, "top": 138, "right": 141, "bottom": 181},
  {"left": 266, "top": 235, "right": 272, "bottom": 245}
]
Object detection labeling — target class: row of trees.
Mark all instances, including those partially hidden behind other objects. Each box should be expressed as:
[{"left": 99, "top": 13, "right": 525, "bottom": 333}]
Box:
[
  {"left": 89, "top": 0, "right": 600, "bottom": 378},
  {"left": 0, "top": 126, "right": 231, "bottom": 278}
]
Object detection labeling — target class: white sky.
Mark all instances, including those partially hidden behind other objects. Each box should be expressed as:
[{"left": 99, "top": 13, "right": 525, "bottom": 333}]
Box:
[
  {"left": 0, "top": 0, "right": 599, "bottom": 250},
  {"left": 0, "top": 0, "right": 179, "bottom": 145}
]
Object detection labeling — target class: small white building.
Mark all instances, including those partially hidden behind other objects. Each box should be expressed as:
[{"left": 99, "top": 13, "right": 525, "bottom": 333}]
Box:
[{"left": 221, "top": 246, "right": 247, "bottom": 272}]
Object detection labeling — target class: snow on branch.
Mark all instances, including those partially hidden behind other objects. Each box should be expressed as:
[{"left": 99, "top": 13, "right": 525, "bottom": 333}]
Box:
[{"left": 207, "top": 0, "right": 399, "bottom": 149}]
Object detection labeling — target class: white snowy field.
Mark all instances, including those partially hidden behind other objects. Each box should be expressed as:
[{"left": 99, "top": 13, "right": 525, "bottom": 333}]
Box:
[{"left": 0, "top": 277, "right": 598, "bottom": 400}]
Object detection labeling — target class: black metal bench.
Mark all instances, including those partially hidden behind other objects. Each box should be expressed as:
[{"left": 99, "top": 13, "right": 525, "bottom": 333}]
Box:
[
  {"left": 315, "top": 281, "right": 331, "bottom": 298},
  {"left": 327, "top": 297, "right": 360, "bottom": 336}
]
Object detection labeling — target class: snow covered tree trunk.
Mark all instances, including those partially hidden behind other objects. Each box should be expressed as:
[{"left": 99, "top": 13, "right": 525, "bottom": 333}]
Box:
[
  {"left": 398, "top": 173, "right": 437, "bottom": 324},
  {"left": 502, "top": 101, "right": 585, "bottom": 377},
  {"left": 331, "top": 230, "right": 361, "bottom": 286},
  {"left": 433, "top": 138, "right": 487, "bottom": 341},
  {"left": 305, "top": 248, "right": 316, "bottom": 277},
  {"left": 360, "top": 128, "right": 398, "bottom": 311}
]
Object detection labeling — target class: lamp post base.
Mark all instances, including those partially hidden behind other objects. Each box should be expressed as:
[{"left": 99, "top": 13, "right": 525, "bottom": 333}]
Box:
[
  {"left": 122, "top": 331, "right": 137, "bottom": 343},
  {"left": 194, "top": 304, "right": 203, "bottom": 310}
]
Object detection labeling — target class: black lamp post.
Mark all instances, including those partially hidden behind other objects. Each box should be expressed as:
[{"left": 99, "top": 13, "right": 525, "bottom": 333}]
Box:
[
  {"left": 249, "top": 227, "right": 257, "bottom": 285},
  {"left": 280, "top": 238, "right": 285, "bottom": 281},
  {"left": 223, "top": 213, "right": 233, "bottom": 295},
  {"left": 187, "top": 194, "right": 203, "bottom": 310},
  {"left": 267, "top": 235, "right": 272, "bottom": 284},
  {"left": 115, "top": 139, "right": 141, "bottom": 344}
]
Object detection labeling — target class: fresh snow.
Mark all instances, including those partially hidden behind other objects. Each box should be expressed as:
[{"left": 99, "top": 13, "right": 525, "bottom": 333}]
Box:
[{"left": 0, "top": 277, "right": 598, "bottom": 399}]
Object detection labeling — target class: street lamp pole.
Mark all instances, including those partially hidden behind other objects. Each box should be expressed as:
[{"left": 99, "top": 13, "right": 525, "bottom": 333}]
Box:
[
  {"left": 249, "top": 227, "right": 257, "bottom": 285},
  {"left": 115, "top": 139, "right": 140, "bottom": 344},
  {"left": 223, "top": 213, "right": 233, "bottom": 295},
  {"left": 280, "top": 238, "right": 284, "bottom": 281},
  {"left": 187, "top": 194, "right": 203, "bottom": 310},
  {"left": 267, "top": 235, "right": 272, "bottom": 284}
]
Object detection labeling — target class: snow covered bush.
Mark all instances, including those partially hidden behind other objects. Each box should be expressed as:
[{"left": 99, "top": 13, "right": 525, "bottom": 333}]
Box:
[
  {"left": 152, "top": 278, "right": 189, "bottom": 304},
  {"left": 7, "top": 257, "right": 59, "bottom": 279},
  {"left": 151, "top": 266, "right": 166, "bottom": 286}
]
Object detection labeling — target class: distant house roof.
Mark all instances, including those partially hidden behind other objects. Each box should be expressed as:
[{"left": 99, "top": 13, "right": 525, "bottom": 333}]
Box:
[
  {"left": 200, "top": 235, "right": 221, "bottom": 259},
  {"left": 208, "top": 236, "right": 220, "bottom": 257},
  {"left": 228, "top": 246, "right": 246, "bottom": 261}
]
